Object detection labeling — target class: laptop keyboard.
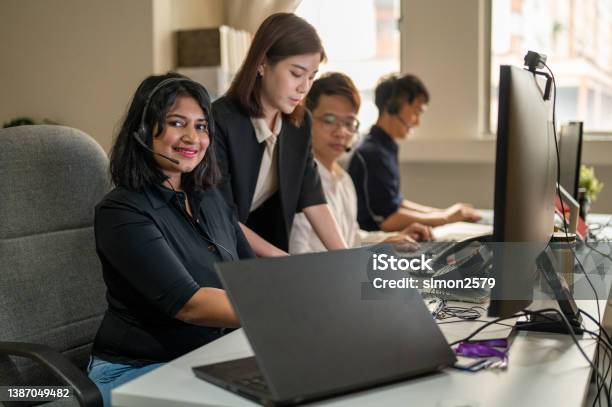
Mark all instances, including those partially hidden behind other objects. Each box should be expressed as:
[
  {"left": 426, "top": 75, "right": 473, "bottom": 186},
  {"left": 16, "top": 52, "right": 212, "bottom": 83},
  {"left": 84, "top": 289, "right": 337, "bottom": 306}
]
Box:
[
  {"left": 193, "top": 356, "right": 271, "bottom": 399},
  {"left": 235, "top": 373, "right": 269, "bottom": 393},
  {"left": 399, "top": 241, "right": 454, "bottom": 258},
  {"left": 422, "top": 287, "right": 489, "bottom": 303}
]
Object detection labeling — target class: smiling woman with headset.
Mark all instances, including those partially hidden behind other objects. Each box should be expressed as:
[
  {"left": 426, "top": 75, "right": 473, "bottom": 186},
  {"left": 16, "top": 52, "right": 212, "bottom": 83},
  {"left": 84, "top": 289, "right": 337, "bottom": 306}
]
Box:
[{"left": 88, "top": 73, "right": 253, "bottom": 406}]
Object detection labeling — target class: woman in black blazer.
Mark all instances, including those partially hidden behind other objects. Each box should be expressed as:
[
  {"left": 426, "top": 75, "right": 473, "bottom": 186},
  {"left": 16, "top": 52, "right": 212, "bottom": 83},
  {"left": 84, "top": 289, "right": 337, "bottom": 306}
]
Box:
[{"left": 213, "top": 13, "right": 347, "bottom": 255}]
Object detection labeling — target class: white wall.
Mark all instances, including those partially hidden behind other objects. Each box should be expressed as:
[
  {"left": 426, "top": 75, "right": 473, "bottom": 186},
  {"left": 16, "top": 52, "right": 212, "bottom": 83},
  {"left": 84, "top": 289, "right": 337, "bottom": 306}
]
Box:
[
  {"left": 0, "top": 0, "right": 154, "bottom": 152},
  {"left": 401, "top": 0, "right": 487, "bottom": 142},
  {"left": 398, "top": 0, "right": 612, "bottom": 213},
  {"left": 171, "top": 0, "right": 224, "bottom": 30},
  {"left": 153, "top": 0, "right": 225, "bottom": 74},
  {"left": 0, "top": 0, "right": 225, "bottom": 152}
]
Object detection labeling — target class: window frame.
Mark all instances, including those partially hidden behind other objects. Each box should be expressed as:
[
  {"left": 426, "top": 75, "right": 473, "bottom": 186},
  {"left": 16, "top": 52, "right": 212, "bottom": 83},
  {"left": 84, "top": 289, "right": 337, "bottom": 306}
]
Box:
[{"left": 485, "top": 0, "right": 612, "bottom": 139}]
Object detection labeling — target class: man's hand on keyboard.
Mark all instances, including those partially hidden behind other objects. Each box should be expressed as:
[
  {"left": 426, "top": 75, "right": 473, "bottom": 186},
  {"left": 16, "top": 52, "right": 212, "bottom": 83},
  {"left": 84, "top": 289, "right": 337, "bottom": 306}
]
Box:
[
  {"left": 443, "top": 203, "right": 482, "bottom": 224},
  {"left": 383, "top": 234, "right": 419, "bottom": 252},
  {"left": 402, "top": 223, "right": 434, "bottom": 241}
]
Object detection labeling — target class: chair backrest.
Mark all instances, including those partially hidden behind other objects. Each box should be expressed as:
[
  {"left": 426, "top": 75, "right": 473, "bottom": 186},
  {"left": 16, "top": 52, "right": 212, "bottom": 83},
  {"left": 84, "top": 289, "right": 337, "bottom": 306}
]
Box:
[{"left": 0, "top": 125, "right": 110, "bottom": 387}]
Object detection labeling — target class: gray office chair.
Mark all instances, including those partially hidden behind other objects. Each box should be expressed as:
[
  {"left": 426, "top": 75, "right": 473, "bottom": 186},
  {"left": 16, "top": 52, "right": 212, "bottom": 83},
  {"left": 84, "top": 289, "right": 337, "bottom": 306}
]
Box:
[{"left": 0, "top": 125, "right": 110, "bottom": 406}]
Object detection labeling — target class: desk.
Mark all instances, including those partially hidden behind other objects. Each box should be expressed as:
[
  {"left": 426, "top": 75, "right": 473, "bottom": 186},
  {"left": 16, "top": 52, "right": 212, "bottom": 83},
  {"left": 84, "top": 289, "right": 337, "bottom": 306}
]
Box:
[
  {"left": 112, "top": 301, "right": 607, "bottom": 407},
  {"left": 588, "top": 214, "right": 612, "bottom": 241},
  {"left": 112, "top": 221, "right": 612, "bottom": 407}
]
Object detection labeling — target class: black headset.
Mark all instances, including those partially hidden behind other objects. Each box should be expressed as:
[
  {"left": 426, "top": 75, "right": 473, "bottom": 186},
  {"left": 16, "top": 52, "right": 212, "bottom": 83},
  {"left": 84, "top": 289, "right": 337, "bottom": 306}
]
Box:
[
  {"left": 383, "top": 75, "right": 402, "bottom": 115},
  {"left": 383, "top": 75, "right": 412, "bottom": 131},
  {"left": 133, "top": 77, "right": 199, "bottom": 165}
]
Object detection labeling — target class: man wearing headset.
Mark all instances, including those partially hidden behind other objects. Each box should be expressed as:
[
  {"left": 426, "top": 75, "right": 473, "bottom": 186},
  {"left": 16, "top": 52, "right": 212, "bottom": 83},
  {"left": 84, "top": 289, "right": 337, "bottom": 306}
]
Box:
[
  {"left": 289, "top": 72, "right": 432, "bottom": 254},
  {"left": 348, "top": 73, "right": 481, "bottom": 232}
]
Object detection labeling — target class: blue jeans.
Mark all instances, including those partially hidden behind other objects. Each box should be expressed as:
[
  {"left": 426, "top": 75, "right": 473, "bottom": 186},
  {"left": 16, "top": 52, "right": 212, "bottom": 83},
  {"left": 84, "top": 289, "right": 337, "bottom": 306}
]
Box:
[{"left": 87, "top": 356, "right": 163, "bottom": 407}]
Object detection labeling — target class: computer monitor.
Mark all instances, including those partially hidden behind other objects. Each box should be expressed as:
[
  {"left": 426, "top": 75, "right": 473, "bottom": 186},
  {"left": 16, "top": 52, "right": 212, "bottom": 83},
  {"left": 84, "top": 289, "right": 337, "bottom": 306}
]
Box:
[
  {"left": 488, "top": 65, "right": 558, "bottom": 318},
  {"left": 559, "top": 121, "right": 583, "bottom": 200}
]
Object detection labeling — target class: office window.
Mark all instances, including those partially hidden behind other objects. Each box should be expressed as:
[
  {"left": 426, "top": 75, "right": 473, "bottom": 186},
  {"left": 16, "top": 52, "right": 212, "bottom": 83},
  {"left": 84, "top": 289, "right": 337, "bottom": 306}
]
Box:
[
  {"left": 491, "top": 0, "right": 612, "bottom": 134},
  {"left": 296, "top": 0, "right": 401, "bottom": 132}
]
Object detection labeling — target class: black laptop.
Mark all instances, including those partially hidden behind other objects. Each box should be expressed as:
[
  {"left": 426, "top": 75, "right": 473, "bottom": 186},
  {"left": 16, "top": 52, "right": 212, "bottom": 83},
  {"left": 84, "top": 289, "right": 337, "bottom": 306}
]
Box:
[{"left": 193, "top": 247, "right": 455, "bottom": 406}]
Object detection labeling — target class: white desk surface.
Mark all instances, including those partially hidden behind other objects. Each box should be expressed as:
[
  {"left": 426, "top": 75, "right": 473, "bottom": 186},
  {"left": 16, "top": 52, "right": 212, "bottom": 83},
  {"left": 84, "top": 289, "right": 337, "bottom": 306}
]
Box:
[
  {"left": 112, "top": 297, "right": 608, "bottom": 407},
  {"left": 113, "top": 213, "right": 612, "bottom": 407}
]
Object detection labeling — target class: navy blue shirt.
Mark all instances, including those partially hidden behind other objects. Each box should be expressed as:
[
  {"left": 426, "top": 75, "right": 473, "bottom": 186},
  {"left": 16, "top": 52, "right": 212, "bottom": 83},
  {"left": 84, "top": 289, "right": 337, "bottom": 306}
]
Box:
[
  {"left": 92, "top": 184, "right": 254, "bottom": 365},
  {"left": 348, "top": 125, "right": 403, "bottom": 231}
]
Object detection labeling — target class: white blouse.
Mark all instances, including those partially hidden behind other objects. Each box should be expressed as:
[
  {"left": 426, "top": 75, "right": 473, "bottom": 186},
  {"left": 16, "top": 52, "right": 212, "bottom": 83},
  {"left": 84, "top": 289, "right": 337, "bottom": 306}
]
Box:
[
  {"left": 249, "top": 115, "right": 282, "bottom": 211},
  {"left": 289, "top": 159, "right": 393, "bottom": 254}
]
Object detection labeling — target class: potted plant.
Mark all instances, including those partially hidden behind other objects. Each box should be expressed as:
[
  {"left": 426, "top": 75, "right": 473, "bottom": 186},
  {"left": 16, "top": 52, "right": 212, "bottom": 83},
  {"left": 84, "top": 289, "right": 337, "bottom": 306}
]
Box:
[
  {"left": 3, "top": 116, "right": 59, "bottom": 128},
  {"left": 578, "top": 165, "right": 604, "bottom": 218}
]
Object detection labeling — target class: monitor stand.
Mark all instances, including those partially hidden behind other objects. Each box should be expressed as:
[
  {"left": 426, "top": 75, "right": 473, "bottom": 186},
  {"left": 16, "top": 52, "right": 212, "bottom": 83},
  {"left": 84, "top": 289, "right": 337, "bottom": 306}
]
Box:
[{"left": 515, "top": 246, "right": 583, "bottom": 335}]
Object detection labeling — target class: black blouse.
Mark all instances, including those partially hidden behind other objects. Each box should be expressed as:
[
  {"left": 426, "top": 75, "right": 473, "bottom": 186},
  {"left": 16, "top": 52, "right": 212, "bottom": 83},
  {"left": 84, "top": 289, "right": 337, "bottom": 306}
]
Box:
[{"left": 91, "top": 184, "right": 253, "bottom": 365}]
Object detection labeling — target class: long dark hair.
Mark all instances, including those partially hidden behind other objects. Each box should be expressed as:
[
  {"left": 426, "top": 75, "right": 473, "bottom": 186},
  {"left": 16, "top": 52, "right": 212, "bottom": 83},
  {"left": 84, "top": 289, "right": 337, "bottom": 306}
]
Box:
[
  {"left": 227, "top": 12, "right": 326, "bottom": 126},
  {"left": 110, "top": 72, "right": 220, "bottom": 191}
]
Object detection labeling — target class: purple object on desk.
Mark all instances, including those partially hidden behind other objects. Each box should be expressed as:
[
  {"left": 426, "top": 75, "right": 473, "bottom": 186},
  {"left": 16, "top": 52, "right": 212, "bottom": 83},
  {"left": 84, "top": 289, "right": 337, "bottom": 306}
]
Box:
[{"left": 455, "top": 339, "right": 508, "bottom": 361}]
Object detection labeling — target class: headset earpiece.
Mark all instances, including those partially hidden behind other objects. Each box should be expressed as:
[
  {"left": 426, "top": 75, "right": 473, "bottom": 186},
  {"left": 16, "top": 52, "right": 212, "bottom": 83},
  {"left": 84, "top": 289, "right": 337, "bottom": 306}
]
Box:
[
  {"left": 387, "top": 100, "right": 400, "bottom": 115},
  {"left": 385, "top": 76, "right": 401, "bottom": 115},
  {"left": 134, "top": 125, "right": 147, "bottom": 143}
]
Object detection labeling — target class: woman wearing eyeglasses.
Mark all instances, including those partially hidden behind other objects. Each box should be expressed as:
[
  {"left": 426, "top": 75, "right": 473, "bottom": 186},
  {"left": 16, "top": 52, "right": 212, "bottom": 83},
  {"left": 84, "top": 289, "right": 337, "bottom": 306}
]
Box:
[
  {"left": 289, "top": 72, "right": 433, "bottom": 254},
  {"left": 213, "top": 13, "right": 347, "bottom": 256}
]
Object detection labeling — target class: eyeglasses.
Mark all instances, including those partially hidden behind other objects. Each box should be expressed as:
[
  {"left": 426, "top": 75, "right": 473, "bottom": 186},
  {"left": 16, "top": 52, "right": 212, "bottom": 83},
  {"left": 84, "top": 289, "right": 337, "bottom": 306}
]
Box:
[{"left": 315, "top": 113, "right": 360, "bottom": 134}]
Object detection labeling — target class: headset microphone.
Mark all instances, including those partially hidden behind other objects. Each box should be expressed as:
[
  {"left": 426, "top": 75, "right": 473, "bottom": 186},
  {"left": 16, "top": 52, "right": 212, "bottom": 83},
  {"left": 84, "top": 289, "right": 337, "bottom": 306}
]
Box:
[
  {"left": 345, "top": 132, "right": 359, "bottom": 153},
  {"left": 133, "top": 129, "right": 180, "bottom": 164},
  {"left": 396, "top": 113, "right": 411, "bottom": 133}
]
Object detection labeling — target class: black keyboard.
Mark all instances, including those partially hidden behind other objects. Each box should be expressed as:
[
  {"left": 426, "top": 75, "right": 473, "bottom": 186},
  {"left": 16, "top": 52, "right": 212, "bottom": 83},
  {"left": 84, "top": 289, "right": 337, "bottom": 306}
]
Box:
[
  {"left": 193, "top": 356, "right": 271, "bottom": 399},
  {"left": 399, "top": 241, "right": 454, "bottom": 257},
  {"left": 396, "top": 241, "right": 455, "bottom": 276},
  {"left": 234, "top": 371, "right": 270, "bottom": 394}
]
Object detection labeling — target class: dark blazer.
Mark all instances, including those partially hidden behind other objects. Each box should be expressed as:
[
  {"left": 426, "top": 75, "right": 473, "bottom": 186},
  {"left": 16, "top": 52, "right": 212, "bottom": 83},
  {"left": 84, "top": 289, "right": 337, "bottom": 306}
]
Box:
[{"left": 212, "top": 95, "right": 326, "bottom": 251}]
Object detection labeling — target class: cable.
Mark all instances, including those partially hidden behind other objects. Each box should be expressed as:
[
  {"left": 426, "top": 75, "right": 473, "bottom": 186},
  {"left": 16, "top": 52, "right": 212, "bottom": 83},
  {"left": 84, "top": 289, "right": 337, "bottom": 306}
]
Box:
[
  {"left": 580, "top": 308, "right": 612, "bottom": 406},
  {"left": 436, "top": 319, "right": 516, "bottom": 328},
  {"left": 584, "top": 241, "right": 612, "bottom": 263},
  {"left": 542, "top": 62, "right": 607, "bottom": 405},
  {"left": 573, "top": 247, "right": 601, "bottom": 321},
  {"left": 585, "top": 328, "right": 612, "bottom": 407},
  {"left": 542, "top": 62, "right": 602, "bottom": 372},
  {"left": 600, "top": 345, "right": 612, "bottom": 407},
  {"left": 436, "top": 304, "right": 486, "bottom": 321},
  {"left": 451, "top": 308, "right": 607, "bottom": 382},
  {"left": 597, "top": 344, "right": 612, "bottom": 407},
  {"left": 353, "top": 150, "right": 385, "bottom": 225},
  {"left": 585, "top": 329, "right": 612, "bottom": 407},
  {"left": 580, "top": 309, "right": 612, "bottom": 350},
  {"left": 165, "top": 179, "right": 236, "bottom": 261},
  {"left": 585, "top": 331, "right": 609, "bottom": 407},
  {"left": 448, "top": 312, "right": 529, "bottom": 347}
]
